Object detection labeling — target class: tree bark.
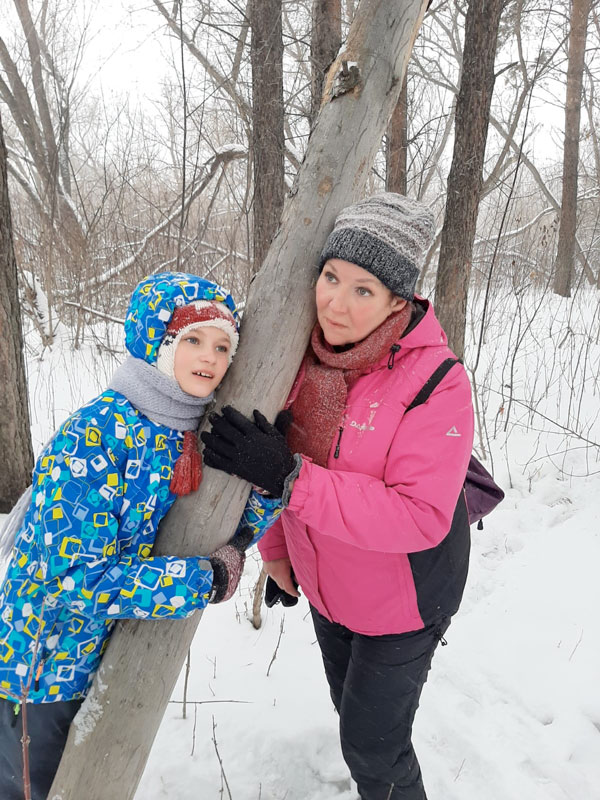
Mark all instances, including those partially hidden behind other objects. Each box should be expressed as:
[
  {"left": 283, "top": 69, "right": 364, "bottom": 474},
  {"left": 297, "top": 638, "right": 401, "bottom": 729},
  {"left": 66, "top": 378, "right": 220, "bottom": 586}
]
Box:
[
  {"left": 553, "top": 0, "right": 592, "bottom": 298},
  {"left": 0, "top": 110, "right": 34, "bottom": 512},
  {"left": 250, "top": 0, "right": 285, "bottom": 270},
  {"left": 50, "top": 3, "right": 430, "bottom": 797},
  {"left": 434, "top": 0, "right": 505, "bottom": 360},
  {"left": 386, "top": 74, "right": 408, "bottom": 193},
  {"left": 311, "top": 0, "right": 342, "bottom": 125}
]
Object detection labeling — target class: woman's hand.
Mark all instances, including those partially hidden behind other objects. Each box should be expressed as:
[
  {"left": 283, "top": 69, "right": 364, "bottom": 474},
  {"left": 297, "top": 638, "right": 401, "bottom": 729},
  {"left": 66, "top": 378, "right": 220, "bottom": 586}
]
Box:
[
  {"left": 200, "top": 406, "right": 296, "bottom": 498},
  {"left": 264, "top": 558, "right": 300, "bottom": 598}
]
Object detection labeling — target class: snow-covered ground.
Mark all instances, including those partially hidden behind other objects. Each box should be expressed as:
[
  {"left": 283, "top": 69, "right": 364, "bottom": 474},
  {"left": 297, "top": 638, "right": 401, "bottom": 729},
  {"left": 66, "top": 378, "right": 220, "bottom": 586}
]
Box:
[{"left": 4, "top": 286, "right": 600, "bottom": 799}]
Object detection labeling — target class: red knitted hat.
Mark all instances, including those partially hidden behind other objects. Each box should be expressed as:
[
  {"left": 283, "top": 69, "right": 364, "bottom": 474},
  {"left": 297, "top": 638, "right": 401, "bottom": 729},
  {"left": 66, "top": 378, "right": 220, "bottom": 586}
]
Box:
[{"left": 156, "top": 300, "right": 239, "bottom": 378}]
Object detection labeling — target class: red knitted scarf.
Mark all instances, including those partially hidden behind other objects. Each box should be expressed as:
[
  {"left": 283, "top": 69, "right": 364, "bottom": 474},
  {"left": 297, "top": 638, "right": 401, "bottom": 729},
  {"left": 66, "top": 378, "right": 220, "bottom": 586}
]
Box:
[{"left": 287, "top": 304, "right": 413, "bottom": 467}]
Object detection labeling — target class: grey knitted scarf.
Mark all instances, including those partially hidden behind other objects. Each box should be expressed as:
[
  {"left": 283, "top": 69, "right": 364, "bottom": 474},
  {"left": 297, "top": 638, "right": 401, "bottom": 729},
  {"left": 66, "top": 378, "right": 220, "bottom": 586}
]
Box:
[{"left": 109, "top": 355, "right": 214, "bottom": 430}]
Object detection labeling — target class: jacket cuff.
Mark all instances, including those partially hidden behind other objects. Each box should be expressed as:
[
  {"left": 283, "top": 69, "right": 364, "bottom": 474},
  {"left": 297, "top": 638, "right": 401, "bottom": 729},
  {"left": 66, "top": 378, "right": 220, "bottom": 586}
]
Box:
[
  {"left": 281, "top": 453, "right": 303, "bottom": 507},
  {"left": 286, "top": 457, "right": 312, "bottom": 513}
]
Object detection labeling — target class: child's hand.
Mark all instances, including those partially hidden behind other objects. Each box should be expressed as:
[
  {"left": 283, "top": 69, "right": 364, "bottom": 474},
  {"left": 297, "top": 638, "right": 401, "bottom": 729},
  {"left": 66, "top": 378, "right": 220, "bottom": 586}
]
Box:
[{"left": 208, "top": 527, "right": 253, "bottom": 604}]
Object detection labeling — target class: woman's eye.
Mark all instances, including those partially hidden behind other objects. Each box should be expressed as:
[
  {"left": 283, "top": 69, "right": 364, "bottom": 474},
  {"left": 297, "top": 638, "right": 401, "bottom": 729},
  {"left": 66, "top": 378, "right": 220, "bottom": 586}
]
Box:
[
  {"left": 325, "top": 272, "right": 337, "bottom": 283},
  {"left": 357, "top": 287, "right": 371, "bottom": 297}
]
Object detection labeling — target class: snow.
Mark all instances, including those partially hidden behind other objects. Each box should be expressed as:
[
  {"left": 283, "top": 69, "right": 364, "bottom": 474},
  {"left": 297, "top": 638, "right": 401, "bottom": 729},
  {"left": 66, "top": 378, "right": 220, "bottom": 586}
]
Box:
[
  {"left": 134, "top": 487, "right": 599, "bottom": 800},
  {"left": 3, "top": 287, "right": 600, "bottom": 799}
]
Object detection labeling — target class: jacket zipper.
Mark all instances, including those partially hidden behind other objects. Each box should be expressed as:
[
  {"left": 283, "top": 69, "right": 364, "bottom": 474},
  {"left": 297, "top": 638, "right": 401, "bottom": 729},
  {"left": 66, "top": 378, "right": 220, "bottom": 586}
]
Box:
[
  {"left": 34, "top": 658, "right": 45, "bottom": 692},
  {"left": 334, "top": 426, "right": 344, "bottom": 459},
  {"left": 387, "top": 344, "right": 401, "bottom": 369},
  {"left": 34, "top": 648, "right": 48, "bottom": 693}
]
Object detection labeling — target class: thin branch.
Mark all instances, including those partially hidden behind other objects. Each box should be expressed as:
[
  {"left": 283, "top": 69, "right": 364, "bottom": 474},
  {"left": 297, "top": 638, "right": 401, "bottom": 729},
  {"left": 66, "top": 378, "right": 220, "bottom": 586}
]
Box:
[
  {"left": 212, "top": 716, "right": 233, "bottom": 800},
  {"left": 80, "top": 146, "right": 247, "bottom": 293}
]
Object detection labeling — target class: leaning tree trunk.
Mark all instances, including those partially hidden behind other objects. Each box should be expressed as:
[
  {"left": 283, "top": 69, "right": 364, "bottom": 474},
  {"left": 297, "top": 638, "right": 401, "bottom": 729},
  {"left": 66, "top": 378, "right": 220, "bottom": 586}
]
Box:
[
  {"left": 553, "top": 0, "right": 592, "bottom": 298},
  {"left": 310, "top": 0, "right": 342, "bottom": 125},
  {"left": 50, "top": 2, "right": 431, "bottom": 797},
  {"left": 250, "top": 0, "right": 285, "bottom": 270},
  {"left": 434, "top": 0, "right": 505, "bottom": 360},
  {"left": 0, "top": 110, "right": 34, "bottom": 512}
]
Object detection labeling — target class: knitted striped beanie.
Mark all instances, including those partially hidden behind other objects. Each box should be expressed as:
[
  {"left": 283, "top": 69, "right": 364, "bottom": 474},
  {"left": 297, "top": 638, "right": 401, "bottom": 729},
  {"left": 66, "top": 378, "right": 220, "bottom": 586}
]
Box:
[{"left": 319, "top": 193, "right": 435, "bottom": 300}]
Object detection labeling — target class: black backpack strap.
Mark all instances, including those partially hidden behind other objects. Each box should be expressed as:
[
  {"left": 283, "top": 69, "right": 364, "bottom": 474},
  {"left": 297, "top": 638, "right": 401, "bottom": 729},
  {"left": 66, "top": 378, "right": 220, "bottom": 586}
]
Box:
[{"left": 405, "top": 358, "right": 461, "bottom": 412}]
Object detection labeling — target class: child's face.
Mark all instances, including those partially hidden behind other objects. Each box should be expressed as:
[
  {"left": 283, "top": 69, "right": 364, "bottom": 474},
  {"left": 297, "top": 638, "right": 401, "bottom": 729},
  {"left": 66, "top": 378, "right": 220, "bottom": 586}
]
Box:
[{"left": 173, "top": 325, "right": 231, "bottom": 397}]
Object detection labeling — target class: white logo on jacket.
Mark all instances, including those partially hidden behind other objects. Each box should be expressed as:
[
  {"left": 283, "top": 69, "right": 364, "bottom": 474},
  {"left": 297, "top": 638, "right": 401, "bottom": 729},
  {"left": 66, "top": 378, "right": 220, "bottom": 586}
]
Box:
[
  {"left": 446, "top": 426, "right": 461, "bottom": 437},
  {"left": 350, "top": 420, "right": 375, "bottom": 432}
]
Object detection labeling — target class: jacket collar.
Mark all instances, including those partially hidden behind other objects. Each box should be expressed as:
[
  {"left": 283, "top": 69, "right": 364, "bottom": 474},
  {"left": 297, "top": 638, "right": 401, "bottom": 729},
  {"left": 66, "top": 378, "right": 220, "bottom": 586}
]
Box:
[{"left": 368, "top": 297, "right": 449, "bottom": 374}]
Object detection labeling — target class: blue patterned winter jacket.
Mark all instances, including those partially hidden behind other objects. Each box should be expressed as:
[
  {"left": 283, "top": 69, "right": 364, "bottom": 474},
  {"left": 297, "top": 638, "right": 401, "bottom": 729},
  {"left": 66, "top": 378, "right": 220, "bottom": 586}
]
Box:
[{"left": 0, "top": 272, "right": 281, "bottom": 703}]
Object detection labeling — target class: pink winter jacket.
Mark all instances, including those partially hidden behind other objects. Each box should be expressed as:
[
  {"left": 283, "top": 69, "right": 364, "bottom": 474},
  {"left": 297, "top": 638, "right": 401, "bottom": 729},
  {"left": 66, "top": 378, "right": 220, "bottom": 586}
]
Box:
[{"left": 258, "top": 299, "right": 474, "bottom": 635}]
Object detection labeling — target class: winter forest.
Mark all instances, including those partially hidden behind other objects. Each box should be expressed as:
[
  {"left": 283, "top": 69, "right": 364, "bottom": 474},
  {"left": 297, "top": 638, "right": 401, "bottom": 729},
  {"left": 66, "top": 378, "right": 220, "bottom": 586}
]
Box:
[{"left": 0, "top": 0, "right": 599, "bottom": 798}]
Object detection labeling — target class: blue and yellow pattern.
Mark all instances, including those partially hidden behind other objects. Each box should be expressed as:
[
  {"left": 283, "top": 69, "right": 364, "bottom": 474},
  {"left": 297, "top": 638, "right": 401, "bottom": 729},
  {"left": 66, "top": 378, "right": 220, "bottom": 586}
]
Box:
[{"left": 0, "top": 272, "right": 279, "bottom": 704}]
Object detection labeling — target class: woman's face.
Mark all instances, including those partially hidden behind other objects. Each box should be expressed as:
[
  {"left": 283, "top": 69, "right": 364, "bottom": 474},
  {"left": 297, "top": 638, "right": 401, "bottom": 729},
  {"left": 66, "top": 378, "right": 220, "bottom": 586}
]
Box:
[{"left": 316, "top": 259, "right": 406, "bottom": 346}]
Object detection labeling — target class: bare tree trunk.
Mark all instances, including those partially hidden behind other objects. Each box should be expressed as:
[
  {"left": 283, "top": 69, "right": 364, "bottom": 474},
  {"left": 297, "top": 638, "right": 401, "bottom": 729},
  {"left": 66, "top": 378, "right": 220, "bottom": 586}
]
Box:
[
  {"left": 553, "top": 0, "right": 592, "bottom": 298},
  {"left": 311, "top": 0, "right": 342, "bottom": 125},
  {"left": 50, "top": 3, "right": 431, "bottom": 798},
  {"left": 386, "top": 75, "right": 408, "bottom": 193},
  {"left": 0, "top": 111, "right": 34, "bottom": 512},
  {"left": 250, "top": 0, "right": 285, "bottom": 270},
  {"left": 434, "top": 0, "right": 505, "bottom": 359}
]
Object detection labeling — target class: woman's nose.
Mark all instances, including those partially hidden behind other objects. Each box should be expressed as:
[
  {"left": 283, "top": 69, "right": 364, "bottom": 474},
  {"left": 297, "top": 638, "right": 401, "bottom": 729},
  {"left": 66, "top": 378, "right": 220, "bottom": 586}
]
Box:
[{"left": 329, "top": 291, "right": 347, "bottom": 313}]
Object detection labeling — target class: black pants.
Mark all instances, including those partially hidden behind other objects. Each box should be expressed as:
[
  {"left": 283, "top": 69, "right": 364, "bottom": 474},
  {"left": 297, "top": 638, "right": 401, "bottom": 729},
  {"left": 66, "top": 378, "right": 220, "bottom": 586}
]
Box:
[
  {"left": 0, "top": 697, "right": 82, "bottom": 800},
  {"left": 311, "top": 607, "right": 450, "bottom": 800}
]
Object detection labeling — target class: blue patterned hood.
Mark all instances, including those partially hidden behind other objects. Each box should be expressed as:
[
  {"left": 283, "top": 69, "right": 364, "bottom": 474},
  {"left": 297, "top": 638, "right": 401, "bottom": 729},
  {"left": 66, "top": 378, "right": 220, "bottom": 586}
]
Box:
[{"left": 124, "top": 272, "right": 239, "bottom": 365}]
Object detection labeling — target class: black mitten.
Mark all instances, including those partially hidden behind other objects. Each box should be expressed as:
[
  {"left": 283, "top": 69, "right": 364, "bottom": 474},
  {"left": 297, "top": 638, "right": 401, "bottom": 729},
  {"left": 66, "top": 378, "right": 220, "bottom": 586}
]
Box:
[
  {"left": 264, "top": 574, "right": 299, "bottom": 608},
  {"left": 209, "top": 528, "right": 253, "bottom": 604},
  {"left": 201, "top": 406, "right": 296, "bottom": 497}
]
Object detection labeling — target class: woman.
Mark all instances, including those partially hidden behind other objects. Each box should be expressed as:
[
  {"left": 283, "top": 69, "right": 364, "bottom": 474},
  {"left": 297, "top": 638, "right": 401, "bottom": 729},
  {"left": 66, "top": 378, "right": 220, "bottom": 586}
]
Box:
[{"left": 201, "top": 194, "right": 474, "bottom": 800}]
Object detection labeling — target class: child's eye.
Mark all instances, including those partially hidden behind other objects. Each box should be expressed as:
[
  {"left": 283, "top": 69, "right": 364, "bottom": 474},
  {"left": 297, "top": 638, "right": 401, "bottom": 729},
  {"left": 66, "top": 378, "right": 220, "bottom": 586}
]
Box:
[
  {"left": 216, "top": 345, "right": 229, "bottom": 353},
  {"left": 185, "top": 335, "right": 199, "bottom": 345}
]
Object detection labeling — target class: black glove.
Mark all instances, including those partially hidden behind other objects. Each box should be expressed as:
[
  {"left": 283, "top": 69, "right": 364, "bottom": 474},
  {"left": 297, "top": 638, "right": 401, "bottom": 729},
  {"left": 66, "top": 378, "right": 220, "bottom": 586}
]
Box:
[
  {"left": 201, "top": 406, "right": 296, "bottom": 498},
  {"left": 264, "top": 574, "right": 299, "bottom": 608},
  {"left": 273, "top": 408, "right": 294, "bottom": 437},
  {"left": 209, "top": 527, "right": 253, "bottom": 604}
]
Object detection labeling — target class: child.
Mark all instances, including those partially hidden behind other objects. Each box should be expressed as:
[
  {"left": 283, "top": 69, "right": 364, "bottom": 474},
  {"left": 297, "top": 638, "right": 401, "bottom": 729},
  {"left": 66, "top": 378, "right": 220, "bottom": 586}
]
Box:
[{"left": 0, "top": 271, "right": 281, "bottom": 800}]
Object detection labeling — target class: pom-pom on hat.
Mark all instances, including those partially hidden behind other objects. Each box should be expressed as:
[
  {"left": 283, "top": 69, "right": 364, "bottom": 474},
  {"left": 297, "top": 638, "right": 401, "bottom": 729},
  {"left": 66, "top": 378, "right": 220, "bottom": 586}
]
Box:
[
  {"left": 319, "top": 193, "right": 435, "bottom": 301},
  {"left": 156, "top": 300, "right": 239, "bottom": 378}
]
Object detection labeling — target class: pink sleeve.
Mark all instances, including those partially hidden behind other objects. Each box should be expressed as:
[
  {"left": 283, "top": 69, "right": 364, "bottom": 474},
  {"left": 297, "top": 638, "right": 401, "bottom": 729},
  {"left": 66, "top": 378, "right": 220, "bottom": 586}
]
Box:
[
  {"left": 257, "top": 515, "right": 290, "bottom": 561},
  {"left": 287, "top": 367, "right": 474, "bottom": 554}
]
